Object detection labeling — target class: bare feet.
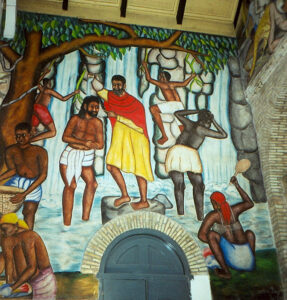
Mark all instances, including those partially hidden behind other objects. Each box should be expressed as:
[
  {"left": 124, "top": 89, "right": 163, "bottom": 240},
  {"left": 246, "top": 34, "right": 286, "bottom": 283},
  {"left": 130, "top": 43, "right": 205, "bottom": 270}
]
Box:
[
  {"left": 114, "top": 196, "right": 131, "bottom": 207},
  {"left": 214, "top": 268, "right": 231, "bottom": 279},
  {"left": 157, "top": 136, "right": 168, "bottom": 145},
  {"left": 131, "top": 200, "right": 150, "bottom": 210}
]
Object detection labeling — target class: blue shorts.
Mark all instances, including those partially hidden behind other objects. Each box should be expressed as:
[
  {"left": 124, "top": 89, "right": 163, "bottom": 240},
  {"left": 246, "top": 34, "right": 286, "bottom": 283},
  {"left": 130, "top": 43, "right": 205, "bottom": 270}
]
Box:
[
  {"left": 5, "top": 175, "right": 42, "bottom": 203},
  {"left": 220, "top": 236, "right": 255, "bottom": 271}
]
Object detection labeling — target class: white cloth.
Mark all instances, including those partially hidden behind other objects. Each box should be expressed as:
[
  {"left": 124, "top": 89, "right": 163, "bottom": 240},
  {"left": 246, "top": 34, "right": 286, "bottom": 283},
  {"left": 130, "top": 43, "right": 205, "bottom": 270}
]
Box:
[
  {"left": 60, "top": 146, "right": 94, "bottom": 185},
  {"left": 165, "top": 144, "right": 202, "bottom": 174},
  {"left": 158, "top": 101, "right": 184, "bottom": 125}
]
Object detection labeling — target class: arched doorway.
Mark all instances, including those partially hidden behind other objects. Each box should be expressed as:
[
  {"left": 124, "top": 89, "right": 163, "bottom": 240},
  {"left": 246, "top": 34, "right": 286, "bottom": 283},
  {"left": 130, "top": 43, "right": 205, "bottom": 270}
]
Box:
[{"left": 97, "top": 229, "right": 192, "bottom": 300}]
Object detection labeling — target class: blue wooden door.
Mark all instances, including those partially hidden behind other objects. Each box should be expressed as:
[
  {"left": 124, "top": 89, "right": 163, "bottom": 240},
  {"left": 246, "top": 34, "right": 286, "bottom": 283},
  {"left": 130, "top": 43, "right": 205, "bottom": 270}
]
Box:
[{"left": 98, "top": 230, "right": 191, "bottom": 300}]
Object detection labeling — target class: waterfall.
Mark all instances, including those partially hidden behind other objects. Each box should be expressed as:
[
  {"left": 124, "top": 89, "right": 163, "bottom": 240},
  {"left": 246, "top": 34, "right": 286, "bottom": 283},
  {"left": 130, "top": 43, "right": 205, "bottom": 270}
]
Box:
[{"left": 42, "top": 51, "right": 80, "bottom": 204}]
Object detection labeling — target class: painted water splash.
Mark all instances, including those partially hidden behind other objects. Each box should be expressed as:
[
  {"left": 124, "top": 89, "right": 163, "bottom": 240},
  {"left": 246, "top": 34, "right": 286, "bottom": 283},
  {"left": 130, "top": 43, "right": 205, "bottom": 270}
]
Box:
[{"left": 26, "top": 49, "right": 274, "bottom": 272}]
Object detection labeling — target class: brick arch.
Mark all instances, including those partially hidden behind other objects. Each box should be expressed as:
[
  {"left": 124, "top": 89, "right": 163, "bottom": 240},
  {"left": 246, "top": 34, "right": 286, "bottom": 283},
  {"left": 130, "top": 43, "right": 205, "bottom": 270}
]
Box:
[{"left": 81, "top": 212, "right": 208, "bottom": 275}]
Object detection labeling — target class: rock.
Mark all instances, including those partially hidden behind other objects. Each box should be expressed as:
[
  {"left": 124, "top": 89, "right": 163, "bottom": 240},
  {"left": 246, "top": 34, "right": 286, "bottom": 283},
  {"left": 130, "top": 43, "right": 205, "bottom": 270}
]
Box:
[
  {"left": 148, "top": 49, "right": 161, "bottom": 64},
  {"left": 200, "top": 72, "right": 215, "bottom": 84},
  {"left": 229, "top": 103, "right": 253, "bottom": 129},
  {"left": 87, "top": 62, "right": 105, "bottom": 74},
  {"left": 160, "top": 49, "right": 176, "bottom": 59},
  {"left": 154, "top": 148, "right": 169, "bottom": 164},
  {"left": 228, "top": 56, "right": 240, "bottom": 77},
  {"left": 229, "top": 77, "right": 247, "bottom": 104},
  {"left": 101, "top": 196, "right": 166, "bottom": 224},
  {"left": 84, "top": 56, "right": 104, "bottom": 64},
  {"left": 202, "top": 83, "right": 214, "bottom": 95},
  {"left": 157, "top": 55, "right": 178, "bottom": 69},
  {"left": 153, "top": 194, "right": 173, "bottom": 209}
]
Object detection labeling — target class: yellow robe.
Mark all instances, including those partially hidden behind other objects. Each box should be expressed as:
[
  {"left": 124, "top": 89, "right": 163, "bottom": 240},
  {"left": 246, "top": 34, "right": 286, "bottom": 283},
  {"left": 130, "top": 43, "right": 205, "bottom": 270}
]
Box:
[{"left": 98, "top": 89, "right": 154, "bottom": 182}]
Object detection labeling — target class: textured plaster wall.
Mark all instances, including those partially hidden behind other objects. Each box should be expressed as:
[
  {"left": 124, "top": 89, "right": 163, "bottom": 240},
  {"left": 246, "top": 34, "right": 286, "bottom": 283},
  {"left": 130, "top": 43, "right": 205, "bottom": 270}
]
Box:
[{"left": 246, "top": 35, "right": 287, "bottom": 299}]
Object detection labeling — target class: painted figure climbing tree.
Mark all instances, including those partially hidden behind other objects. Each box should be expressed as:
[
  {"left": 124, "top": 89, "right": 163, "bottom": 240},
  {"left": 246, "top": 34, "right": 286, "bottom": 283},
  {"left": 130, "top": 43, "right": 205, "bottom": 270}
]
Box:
[{"left": 0, "top": 12, "right": 237, "bottom": 169}]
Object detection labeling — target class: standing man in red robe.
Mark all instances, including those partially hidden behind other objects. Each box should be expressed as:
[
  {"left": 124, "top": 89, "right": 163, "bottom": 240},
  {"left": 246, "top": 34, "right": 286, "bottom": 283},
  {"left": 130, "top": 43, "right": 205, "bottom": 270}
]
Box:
[{"left": 97, "top": 75, "right": 154, "bottom": 210}]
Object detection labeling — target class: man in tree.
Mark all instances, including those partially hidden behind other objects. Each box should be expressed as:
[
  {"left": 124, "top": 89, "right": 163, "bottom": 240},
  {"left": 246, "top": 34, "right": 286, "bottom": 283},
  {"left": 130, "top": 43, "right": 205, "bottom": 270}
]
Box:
[
  {"left": 60, "top": 96, "right": 104, "bottom": 227},
  {"left": 97, "top": 75, "right": 154, "bottom": 210},
  {"left": 165, "top": 109, "right": 227, "bottom": 220},
  {"left": 31, "top": 76, "right": 80, "bottom": 143},
  {"left": 0, "top": 213, "right": 56, "bottom": 299},
  {"left": 142, "top": 61, "right": 195, "bottom": 145},
  {"left": 198, "top": 176, "right": 256, "bottom": 279},
  {"left": 0, "top": 122, "right": 48, "bottom": 229}
]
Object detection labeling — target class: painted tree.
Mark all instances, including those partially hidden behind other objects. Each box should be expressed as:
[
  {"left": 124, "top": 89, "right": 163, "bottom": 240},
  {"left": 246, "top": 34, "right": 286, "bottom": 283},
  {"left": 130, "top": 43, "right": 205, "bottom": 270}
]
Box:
[{"left": 0, "top": 12, "right": 237, "bottom": 168}]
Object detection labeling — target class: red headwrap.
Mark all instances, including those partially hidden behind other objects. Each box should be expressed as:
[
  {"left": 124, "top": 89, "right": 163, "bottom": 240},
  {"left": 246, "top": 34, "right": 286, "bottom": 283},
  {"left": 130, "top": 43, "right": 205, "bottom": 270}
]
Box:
[
  {"left": 210, "top": 191, "right": 231, "bottom": 224},
  {"left": 104, "top": 91, "right": 149, "bottom": 138}
]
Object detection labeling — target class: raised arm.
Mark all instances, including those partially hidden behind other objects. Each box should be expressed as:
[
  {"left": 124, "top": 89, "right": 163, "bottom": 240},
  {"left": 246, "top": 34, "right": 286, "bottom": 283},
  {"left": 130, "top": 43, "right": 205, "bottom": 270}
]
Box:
[
  {"left": 230, "top": 176, "right": 254, "bottom": 217},
  {"left": 169, "top": 73, "right": 196, "bottom": 88},
  {"left": 198, "top": 115, "right": 228, "bottom": 139},
  {"left": 174, "top": 109, "right": 199, "bottom": 127},
  {"left": 46, "top": 89, "right": 80, "bottom": 102},
  {"left": 142, "top": 61, "right": 162, "bottom": 87}
]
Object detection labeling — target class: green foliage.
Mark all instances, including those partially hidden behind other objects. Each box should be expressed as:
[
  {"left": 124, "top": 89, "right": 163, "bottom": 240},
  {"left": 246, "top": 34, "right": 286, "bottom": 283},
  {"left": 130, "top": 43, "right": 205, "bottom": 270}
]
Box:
[
  {"left": 5, "top": 12, "right": 237, "bottom": 71},
  {"left": 179, "top": 32, "right": 237, "bottom": 74}
]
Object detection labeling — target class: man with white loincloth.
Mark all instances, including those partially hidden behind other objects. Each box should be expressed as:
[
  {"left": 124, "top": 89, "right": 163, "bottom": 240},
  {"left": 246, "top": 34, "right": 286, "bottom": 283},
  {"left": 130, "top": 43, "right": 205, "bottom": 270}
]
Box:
[
  {"left": 0, "top": 122, "right": 48, "bottom": 229},
  {"left": 60, "top": 96, "right": 104, "bottom": 227},
  {"left": 198, "top": 176, "right": 256, "bottom": 279},
  {"left": 142, "top": 61, "right": 195, "bottom": 145},
  {"left": 165, "top": 109, "right": 227, "bottom": 220},
  {"left": 0, "top": 213, "right": 57, "bottom": 299},
  {"left": 97, "top": 75, "right": 154, "bottom": 210}
]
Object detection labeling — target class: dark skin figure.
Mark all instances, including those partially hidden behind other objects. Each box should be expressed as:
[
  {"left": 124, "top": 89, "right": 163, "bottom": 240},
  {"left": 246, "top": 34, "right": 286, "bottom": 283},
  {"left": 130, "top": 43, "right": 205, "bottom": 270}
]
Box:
[
  {"left": 31, "top": 73, "right": 80, "bottom": 143},
  {"left": 142, "top": 61, "right": 195, "bottom": 145},
  {"left": 1, "top": 224, "right": 52, "bottom": 293},
  {"left": 198, "top": 176, "right": 255, "bottom": 279},
  {"left": 0, "top": 126, "right": 48, "bottom": 229},
  {"left": 98, "top": 79, "right": 151, "bottom": 210},
  {"left": 1, "top": 224, "right": 28, "bottom": 285},
  {"left": 60, "top": 100, "right": 104, "bottom": 226},
  {"left": 169, "top": 109, "right": 227, "bottom": 220}
]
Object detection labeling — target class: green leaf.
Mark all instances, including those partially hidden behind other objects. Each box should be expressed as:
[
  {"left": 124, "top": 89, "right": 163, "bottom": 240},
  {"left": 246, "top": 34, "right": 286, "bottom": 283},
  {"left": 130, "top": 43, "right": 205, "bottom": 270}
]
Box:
[
  {"left": 110, "top": 51, "right": 117, "bottom": 60},
  {"left": 51, "top": 20, "right": 58, "bottom": 29},
  {"left": 42, "top": 36, "right": 50, "bottom": 46},
  {"left": 60, "top": 34, "right": 67, "bottom": 42},
  {"left": 94, "top": 27, "right": 101, "bottom": 36},
  {"left": 42, "top": 21, "right": 50, "bottom": 30}
]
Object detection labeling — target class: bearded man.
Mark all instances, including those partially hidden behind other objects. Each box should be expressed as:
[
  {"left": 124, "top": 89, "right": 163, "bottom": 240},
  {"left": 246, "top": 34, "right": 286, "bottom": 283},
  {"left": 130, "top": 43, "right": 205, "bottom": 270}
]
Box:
[
  {"left": 60, "top": 96, "right": 104, "bottom": 227},
  {"left": 97, "top": 75, "right": 154, "bottom": 210}
]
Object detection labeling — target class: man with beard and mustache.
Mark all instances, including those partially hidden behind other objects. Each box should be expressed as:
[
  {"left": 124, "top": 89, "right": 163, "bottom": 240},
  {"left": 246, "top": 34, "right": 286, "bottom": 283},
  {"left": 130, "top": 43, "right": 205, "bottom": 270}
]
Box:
[
  {"left": 60, "top": 96, "right": 104, "bottom": 227},
  {"left": 97, "top": 75, "right": 154, "bottom": 210}
]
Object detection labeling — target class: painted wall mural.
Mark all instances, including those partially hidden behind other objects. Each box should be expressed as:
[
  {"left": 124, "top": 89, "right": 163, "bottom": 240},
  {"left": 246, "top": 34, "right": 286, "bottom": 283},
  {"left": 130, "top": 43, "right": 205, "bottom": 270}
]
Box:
[{"left": 0, "top": 11, "right": 281, "bottom": 299}]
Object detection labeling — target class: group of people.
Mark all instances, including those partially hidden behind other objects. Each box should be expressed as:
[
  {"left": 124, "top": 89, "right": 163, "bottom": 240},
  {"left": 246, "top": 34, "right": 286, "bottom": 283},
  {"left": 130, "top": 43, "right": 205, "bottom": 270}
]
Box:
[{"left": 0, "top": 61, "right": 256, "bottom": 286}]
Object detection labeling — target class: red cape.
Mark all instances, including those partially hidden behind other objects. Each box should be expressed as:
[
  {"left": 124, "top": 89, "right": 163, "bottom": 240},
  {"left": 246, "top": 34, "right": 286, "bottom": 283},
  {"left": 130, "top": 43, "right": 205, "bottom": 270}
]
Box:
[{"left": 104, "top": 91, "right": 149, "bottom": 138}]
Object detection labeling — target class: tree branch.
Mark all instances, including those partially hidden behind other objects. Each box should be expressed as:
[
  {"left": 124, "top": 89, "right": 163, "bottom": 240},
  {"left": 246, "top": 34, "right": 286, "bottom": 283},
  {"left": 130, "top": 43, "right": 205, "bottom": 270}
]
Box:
[
  {"left": 80, "top": 20, "right": 138, "bottom": 38},
  {"left": 0, "top": 42, "right": 20, "bottom": 64},
  {"left": 39, "top": 33, "right": 205, "bottom": 65}
]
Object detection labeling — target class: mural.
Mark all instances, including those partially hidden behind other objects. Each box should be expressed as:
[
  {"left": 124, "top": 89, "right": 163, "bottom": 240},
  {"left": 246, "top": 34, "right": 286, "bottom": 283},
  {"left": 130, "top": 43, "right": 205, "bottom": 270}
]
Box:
[{"left": 0, "top": 11, "right": 282, "bottom": 299}]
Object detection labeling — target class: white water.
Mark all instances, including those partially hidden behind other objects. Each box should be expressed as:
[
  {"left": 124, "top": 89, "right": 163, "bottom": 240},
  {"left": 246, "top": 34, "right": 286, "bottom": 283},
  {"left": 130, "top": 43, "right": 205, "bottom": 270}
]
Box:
[{"left": 22, "top": 49, "right": 274, "bottom": 272}]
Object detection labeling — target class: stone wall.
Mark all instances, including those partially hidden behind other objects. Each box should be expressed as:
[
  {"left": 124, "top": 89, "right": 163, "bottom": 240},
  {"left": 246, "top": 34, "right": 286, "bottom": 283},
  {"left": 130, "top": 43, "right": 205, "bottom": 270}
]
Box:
[{"left": 246, "top": 35, "right": 287, "bottom": 298}]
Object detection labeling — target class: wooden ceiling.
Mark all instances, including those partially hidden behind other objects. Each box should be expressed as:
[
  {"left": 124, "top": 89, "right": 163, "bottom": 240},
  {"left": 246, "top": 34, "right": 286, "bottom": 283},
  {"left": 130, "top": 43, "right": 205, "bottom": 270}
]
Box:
[{"left": 17, "top": 0, "right": 241, "bottom": 37}]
